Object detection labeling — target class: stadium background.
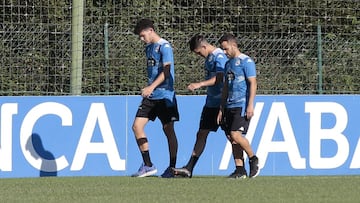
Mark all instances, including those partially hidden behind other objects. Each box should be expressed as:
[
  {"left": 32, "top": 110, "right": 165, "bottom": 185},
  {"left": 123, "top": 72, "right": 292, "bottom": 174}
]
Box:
[{"left": 0, "top": 0, "right": 359, "bottom": 96}]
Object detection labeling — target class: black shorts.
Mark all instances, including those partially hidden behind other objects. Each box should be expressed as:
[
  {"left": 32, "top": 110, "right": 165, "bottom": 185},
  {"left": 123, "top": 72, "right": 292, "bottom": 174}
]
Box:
[
  {"left": 221, "top": 107, "right": 250, "bottom": 135},
  {"left": 199, "top": 106, "right": 220, "bottom": 132},
  {"left": 135, "top": 97, "right": 179, "bottom": 125}
]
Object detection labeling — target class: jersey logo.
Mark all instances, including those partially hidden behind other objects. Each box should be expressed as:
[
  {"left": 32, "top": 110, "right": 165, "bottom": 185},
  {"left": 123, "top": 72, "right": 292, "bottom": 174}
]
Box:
[
  {"left": 235, "top": 59, "right": 241, "bottom": 66},
  {"left": 227, "top": 70, "right": 235, "bottom": 81}
]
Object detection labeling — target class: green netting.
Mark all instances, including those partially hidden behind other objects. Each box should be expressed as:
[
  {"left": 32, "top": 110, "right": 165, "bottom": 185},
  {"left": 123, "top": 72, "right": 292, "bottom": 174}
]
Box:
[{"left": 1, "top": 0, "right": 359, "bottom": 95}]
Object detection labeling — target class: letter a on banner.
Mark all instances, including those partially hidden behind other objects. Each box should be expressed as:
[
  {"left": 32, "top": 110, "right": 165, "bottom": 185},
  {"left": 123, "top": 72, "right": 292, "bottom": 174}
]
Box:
[
  {"left": 350, "top": 136, "right": 360, "bottom": 168},
  {"left": 257, "top": 102, "right": 306, "bottom": 169},
  {"left": 71, "top": 103, "right": 125, "bottom": 171}
]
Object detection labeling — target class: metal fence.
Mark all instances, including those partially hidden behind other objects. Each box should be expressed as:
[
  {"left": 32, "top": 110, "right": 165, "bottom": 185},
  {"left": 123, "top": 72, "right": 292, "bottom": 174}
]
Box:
[{"left": 1, "top": 0, "right": 359, "bottom": 95}]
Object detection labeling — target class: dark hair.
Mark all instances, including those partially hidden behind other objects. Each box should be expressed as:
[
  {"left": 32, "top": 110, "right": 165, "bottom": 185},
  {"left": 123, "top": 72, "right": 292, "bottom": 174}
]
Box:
[
  {"left": 218, "top": 33, "right": 237, "bottom": 44},
  {"left": 189, "top": 33, "right": 207, "bottom": 51},
  {"left": 134, "top": 18, "right": 154, "bottom": 35}
]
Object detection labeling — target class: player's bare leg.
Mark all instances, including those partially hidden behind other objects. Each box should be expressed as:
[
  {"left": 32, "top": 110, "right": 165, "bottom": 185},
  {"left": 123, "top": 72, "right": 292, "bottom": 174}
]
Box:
[
  {"left": 229, "top": 143, "right": 247, "bottom": 178},
  {"left": 230, "top": 131, "right": 260, "bottom": 178},
  {"left": 132, "top": 117, "right": 149, "bottom": 151},
  {"left": 192, "top": 129, "right": 210, "bottom": 156},
  {"left": 131, "top": 117, "right": 157, "bottom": 177},
  {"left": 172, "top": 129, "right": 210, "bottom": 178},
  {"left": 160, "top": 121, "right": 178, "bottom": 178}
]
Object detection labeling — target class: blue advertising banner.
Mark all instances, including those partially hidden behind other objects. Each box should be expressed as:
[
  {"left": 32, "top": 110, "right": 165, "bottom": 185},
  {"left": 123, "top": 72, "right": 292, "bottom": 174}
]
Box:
[{"left": 0, "top": 95, "right": 359, "bottom": 178}]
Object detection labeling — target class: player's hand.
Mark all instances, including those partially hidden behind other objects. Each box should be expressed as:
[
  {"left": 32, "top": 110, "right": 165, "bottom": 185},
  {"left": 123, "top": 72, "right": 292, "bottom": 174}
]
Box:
[
  {"left": 141, "top": 86, "right": 154, "bottom": 98},
  {"left": 216, "top": 110, "right": 223, "bottom": 125},
  {"left": 187, "top": 82, "right": 202, "bottom": 92},
  {"left": 246, "top": 105, "right": 254, "bottom": 119}
]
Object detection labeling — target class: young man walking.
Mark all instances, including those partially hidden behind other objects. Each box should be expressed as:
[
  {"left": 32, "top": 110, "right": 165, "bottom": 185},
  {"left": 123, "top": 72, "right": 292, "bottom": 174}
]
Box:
[
  {"left": 172, "top": 34, "right": 255, "bottom": 178},
  {"left": 217, "top": 33, "right": 260, "bottom": 178},
  {"left": 131, "top": 19, "right": 179, "bottom": 178}
]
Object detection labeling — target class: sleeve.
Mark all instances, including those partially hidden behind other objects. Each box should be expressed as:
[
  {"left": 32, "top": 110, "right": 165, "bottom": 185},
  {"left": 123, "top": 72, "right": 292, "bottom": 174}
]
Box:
[
  {"left": 160, "top": 43, "right": 174, "bottom": 65},
  {"left": 215, "top": 53, "right": 227, "bottom": 73},
  {"left": 244, "top": 58, "right": 256, "bottom": 78}
]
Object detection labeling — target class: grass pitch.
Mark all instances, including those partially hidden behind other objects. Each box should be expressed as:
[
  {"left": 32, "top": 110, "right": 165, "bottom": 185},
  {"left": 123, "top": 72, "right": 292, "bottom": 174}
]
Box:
[{"left": 1, "top": 176, "right": 359, "bottom": 203}]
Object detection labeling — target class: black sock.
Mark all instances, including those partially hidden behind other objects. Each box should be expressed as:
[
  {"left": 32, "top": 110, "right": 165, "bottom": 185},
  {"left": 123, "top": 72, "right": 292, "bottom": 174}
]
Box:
[
  {"left": 186, "top": 156, "right": 199, "bottom": 172},
  {"left": 236, "top": 165, "right": 246, "bottom": 174},
  {"left": 249, "top": 155, "right": 257, "bottom": 162},
  {"left": 141, "top": 151, "right": 152, "bottom": 167},
  {"left": 170, "top": 157, "right": 176, "bottom": 168}
]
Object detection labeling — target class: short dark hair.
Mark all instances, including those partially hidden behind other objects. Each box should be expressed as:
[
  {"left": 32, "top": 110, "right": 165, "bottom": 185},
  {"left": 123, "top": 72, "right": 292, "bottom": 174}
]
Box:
[
  {"left": 218, "top": 33, "right": 237, "bottom": 44},
  {"left": 189, "top": 33, "right": 207, "bottom": 51},
  {"left": 134, "top": 18, "right": 154, "bottom": 35}
]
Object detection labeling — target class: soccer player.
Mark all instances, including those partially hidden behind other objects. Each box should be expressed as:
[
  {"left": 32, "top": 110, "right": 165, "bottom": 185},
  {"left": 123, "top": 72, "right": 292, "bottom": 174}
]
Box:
[
  {"left": 217, "top": 33, "right": 260, "bottom": 178},
  {"left": 171, "top": 34, "right": 249, "bottom": 179},
  {"left": 131, "top": 19, "right": 179, "bottom": 178}
]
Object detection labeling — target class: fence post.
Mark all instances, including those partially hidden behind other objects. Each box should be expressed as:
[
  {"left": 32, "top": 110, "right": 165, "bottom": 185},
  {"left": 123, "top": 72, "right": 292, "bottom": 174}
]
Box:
[
  {"left": 71, "top": 0, "right": 84, "bottom": 95},
  {"left": 104, "top": 22, "right": 110, "bottom": 95},
  {"left": 317, "top": 21, "right": 323, "bottom": 94}
]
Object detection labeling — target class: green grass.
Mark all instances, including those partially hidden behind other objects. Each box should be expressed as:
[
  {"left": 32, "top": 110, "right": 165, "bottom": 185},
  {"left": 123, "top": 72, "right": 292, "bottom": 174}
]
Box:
[{"left": 1, "top": 176, "right": 359, "bottom": 203}]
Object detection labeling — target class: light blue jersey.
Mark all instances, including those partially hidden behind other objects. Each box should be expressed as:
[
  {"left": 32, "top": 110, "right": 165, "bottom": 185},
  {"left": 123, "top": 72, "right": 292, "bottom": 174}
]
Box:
[
  {"left": 205, "top": 48, "right": 228, "bottom": 107},
  {"left": 145, "top": 38, "right": 175, "bottom": 102},
  {"left": 224, "top": 53, "right": 256, "bottom": 112}
]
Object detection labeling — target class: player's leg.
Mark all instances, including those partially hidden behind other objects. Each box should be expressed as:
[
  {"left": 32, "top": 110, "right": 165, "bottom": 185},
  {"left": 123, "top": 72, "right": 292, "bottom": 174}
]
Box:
[
  {"left": 230, "top": 142, "right": 247, "bottom": 179},
  {"left": 172, "top": 107, "right": 217, "bottom": 178},
  {"left": 192, "top": 129, "right": 210, "bottom": 156},
  {"left": 225, "top": 134, "right": 247, "bottom": 179},
  {"left": 230, "top": 130, "right": 259, "bottom": 178},
  {"left": 226, "top": 107, "right": 260, "bottom": 178},
  {"left": 162, "top": 121, "right": 178, "bottom": 168},
  {"left": 131, "top": 98, "right": 157, "bottom": 177},
  {"left": 191, "top": 107, "right": 219, "bottom": 158},
  {"left": 172, "top": 129, "right": 210, "bottom": 178},
  {"left": 158, "top": 98, "right": 179, "bottom": 178},
  {"left": 133, "top": 117, "right": 149, "bottom": 152},
  {"left": 160, "top": 121, "right": 178, "bottom": 178},
  {"left": 131, "top": 117, "right": 158, "bottom": 177},
  {"left": 231, "top": 130, "right": 255, "bottom": 158}
]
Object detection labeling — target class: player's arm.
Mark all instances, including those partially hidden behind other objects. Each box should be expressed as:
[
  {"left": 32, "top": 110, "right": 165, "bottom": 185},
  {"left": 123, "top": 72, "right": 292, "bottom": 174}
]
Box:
[
  {"left": 188, "top": 57, "right": 225, "bottom": 91},
  {"left": 246, "top": 77, "right": 257, "bottom": 119},
  {"left": 187, "top": 76, "right": 216, "bottom": 91},
  {"left": 244, "top": 58, "right": 257, "bottom": 119},
  {"left": 215, "top": 54, "right": 226, "bottom": 85},
  {"left": 217, "top": 79, "right": 228, "bottom": 125},
  {"left": 215, "top": 72, "right": 224, "bottom": 85},
  {"left": 141, "top": 63, "right": 170, "bottom": 98}
]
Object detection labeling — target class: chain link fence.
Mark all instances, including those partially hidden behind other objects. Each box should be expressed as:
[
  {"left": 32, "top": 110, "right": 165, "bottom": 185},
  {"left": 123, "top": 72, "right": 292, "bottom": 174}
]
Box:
[{"left": 1, "top": 0, "right": 359, "bottom": 95}]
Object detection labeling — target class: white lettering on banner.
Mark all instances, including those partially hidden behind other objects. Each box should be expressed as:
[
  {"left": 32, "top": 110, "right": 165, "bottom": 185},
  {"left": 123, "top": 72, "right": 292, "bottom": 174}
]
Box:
[
  {"left": 257, "top": 102, "right": 306, "bottom": 169},
  {"left": 219, "top": 102, "right": 264, "bottom": 170},
  {"left": 305, "top": 102, "right": 349, "bottom": 169},
  {"left": 0, "top": 104, "right": 18, "bottom": 171},
  {"left": 2, "top": 98, "right": 359, "bottom": 175},
  {"left": 350, "top": 137, "right": 360, "bottom": 168},
  {"left": 20, "top": 102, "right": 71, "bottom": 171},
  {"left": 71, "top": 103, "right": 125, "bottom": 171}
]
